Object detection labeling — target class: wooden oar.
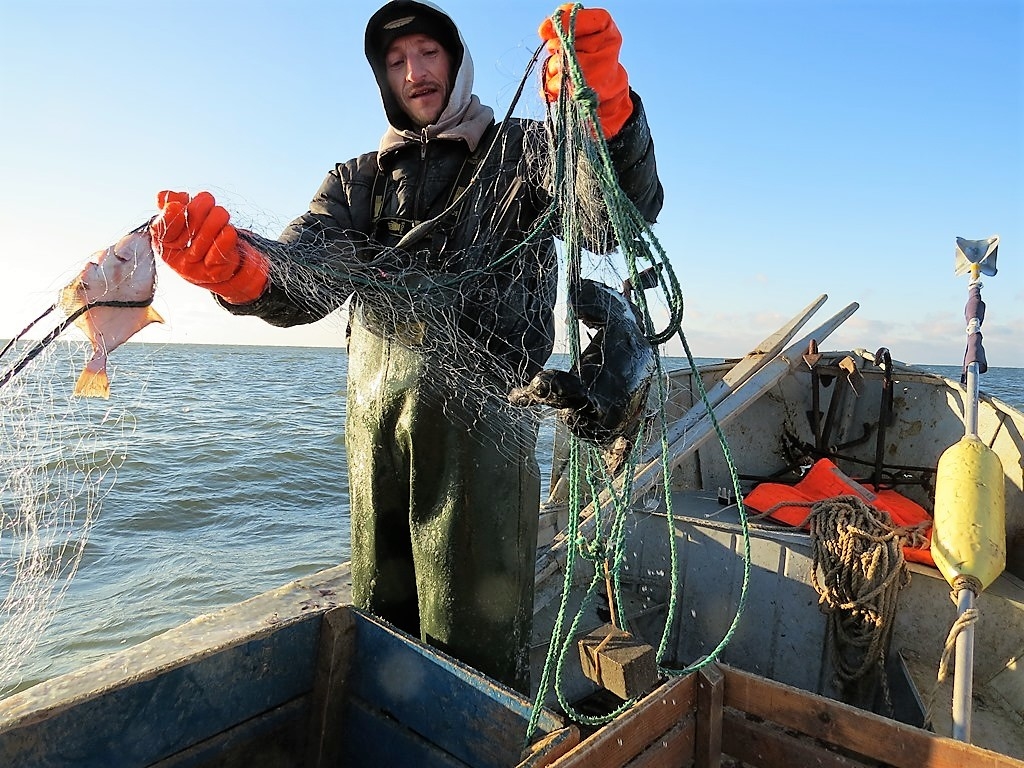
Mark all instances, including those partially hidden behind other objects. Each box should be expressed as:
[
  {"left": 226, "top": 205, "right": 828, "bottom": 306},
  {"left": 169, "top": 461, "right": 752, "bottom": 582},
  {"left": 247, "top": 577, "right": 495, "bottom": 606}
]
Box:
[
  {"left": 645, "top": 293, "right": 829, "bottom": 463},
  {"left": 628, "top": 300, "right": 859, "bottom": 501}
]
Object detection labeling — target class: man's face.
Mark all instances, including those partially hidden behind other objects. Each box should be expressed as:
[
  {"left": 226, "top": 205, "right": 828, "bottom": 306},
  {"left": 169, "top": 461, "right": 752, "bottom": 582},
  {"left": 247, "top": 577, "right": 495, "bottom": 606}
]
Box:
[{"left": 385, "top": 33, "right": 452, "bottom": 128}]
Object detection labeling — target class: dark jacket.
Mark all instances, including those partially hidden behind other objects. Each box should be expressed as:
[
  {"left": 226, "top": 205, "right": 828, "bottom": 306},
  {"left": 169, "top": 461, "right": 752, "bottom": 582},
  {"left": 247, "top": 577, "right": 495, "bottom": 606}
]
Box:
[{"left": 223, "top": 13, "right": 663, "bottom": 383}]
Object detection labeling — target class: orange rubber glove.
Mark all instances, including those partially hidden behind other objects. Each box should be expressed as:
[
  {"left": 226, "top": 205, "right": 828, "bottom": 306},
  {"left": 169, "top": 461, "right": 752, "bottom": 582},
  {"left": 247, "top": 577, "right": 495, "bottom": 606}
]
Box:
[
  {"left": 150, "top": 191, "right": 269, "bottom": 305},
  {"left": 539, "top": 4, "right": 632, "bottom": 139}
]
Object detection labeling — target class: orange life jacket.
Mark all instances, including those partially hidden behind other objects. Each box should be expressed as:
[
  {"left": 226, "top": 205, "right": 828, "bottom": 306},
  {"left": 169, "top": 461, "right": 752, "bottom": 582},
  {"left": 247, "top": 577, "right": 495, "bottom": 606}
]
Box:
[{"left": 744, "top": 458, "right": 935, "bottom": 567}]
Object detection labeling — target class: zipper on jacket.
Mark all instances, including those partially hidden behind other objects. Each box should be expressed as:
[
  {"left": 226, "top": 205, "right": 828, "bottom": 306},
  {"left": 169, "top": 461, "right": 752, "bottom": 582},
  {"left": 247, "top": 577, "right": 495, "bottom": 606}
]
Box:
[{"left": 414, "top": 129, "right": 430, "bottom": 220}]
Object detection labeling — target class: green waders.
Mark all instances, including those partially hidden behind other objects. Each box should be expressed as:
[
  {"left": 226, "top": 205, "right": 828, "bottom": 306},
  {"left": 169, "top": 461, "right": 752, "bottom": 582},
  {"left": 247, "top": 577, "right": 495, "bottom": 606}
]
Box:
[{"left": 345, "top": 316, "right": 541, "bottom": 694}]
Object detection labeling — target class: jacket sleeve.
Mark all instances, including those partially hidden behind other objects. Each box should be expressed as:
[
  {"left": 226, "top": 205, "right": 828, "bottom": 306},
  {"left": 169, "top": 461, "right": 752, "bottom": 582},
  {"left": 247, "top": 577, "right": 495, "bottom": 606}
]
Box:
[
  {"left": 216, "top": 154, "right": 383, "bottom": 327},
  {"left": 546, "top": 90, "right": 664, "bottom": 254},
  {"left": 607, "top": 91, "right": 664, "bottom": 224}
]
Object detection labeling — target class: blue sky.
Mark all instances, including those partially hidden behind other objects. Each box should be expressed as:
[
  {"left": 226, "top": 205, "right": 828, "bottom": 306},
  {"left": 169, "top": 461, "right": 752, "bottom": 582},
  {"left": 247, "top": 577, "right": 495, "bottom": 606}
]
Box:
[{"left": 1, "top": 0, "right": 1021, "bottom": 366}]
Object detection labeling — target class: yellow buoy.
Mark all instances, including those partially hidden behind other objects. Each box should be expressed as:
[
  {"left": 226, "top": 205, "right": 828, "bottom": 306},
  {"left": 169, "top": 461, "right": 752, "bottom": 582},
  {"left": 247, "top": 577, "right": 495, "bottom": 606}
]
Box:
[{"left": 931, "top": 434, "right": 1006, "bottom": 591}]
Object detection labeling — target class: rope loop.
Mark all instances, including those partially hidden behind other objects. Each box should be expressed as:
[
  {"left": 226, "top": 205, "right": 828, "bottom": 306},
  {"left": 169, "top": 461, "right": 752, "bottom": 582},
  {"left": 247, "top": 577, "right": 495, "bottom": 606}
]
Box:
[
  {"left": 527, "top": 1, "right": 746, "bottom": 740},
  {"left": 923, "top": 602, "right": 980, "bottom": 730},
  {"left": 950, "top": 573, "right": 982, "bottom": 603},
  {"left": 572, "top": 84, "right": 598, "bottom": 110}
]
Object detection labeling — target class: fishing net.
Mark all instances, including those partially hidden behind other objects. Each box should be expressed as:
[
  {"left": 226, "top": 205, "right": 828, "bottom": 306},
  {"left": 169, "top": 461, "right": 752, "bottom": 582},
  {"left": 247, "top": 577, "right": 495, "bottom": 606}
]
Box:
[
  {"left": 0, "top": 5, "right": 746, "bottom": 727},
  {"left": 224, "top": 29, "right": 683, "bottom": 468},
  {"left": 240, "top": 156, "right": 558, "bottom": 465},
  {"left": 0, "top": 337, "right": 134, "bottom": 695},
  {"left": 196, "top": 7, "right": 738, "bottom": 732},
  {"left": 216, "top": 7, "right": 740, "bottom": 732}
]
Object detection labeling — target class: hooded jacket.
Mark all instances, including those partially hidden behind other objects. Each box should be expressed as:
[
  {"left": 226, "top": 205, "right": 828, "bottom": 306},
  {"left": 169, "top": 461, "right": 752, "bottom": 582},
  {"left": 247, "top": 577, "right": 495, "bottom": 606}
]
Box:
[{"left": 225, "top": 1, "right": 664, "bottom": 383}]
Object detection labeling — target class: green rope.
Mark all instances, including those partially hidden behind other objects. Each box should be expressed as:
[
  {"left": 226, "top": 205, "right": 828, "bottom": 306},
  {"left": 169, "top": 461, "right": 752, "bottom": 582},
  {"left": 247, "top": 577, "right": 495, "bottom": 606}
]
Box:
[
  {"left": 655, "top": 331, "right": 751, "bottom": 676},
  {"left": 525, "top": 4, "right": 752, "bottom": 742}
]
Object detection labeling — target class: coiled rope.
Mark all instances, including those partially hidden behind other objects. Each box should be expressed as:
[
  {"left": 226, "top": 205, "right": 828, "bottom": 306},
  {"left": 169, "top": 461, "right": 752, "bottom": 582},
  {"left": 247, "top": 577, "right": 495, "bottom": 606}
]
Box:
[{"left": 806, "top": 495, "right": 911, "bottom": 711}]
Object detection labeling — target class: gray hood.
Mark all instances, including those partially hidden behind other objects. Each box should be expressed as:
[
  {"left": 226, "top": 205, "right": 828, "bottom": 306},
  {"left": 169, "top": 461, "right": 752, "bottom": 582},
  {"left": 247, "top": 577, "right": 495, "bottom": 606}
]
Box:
[{"left": 365, "top": 1, "right": 495, "bottom": 160}]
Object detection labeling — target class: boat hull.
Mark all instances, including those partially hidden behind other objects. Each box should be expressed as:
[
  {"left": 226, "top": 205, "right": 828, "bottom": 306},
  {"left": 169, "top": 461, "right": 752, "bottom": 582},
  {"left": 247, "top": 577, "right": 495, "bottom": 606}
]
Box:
[{"left": 0, "top": 566, "right": 572, "bottom": 768}]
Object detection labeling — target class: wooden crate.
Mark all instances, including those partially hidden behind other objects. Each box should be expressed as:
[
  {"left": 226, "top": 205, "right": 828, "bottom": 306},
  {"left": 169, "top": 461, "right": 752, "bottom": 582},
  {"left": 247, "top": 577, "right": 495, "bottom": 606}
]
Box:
[
  {"left": 307, "top": 607, "right": 578, "bottom": 768},
  {"left": 547, "top": 664, "right": 1024, "bottom": 768},
  {"left": 0, "top": 604, "right": 575, "bottom": 768}
]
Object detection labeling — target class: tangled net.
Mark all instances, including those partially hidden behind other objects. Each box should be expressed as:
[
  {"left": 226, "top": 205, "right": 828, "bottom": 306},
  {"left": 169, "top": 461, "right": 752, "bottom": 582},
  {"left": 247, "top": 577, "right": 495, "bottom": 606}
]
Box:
[
  {"left": 220, "top": 38, "right": 681, "bottom": 470},
  {"left": 0, "top": 338, "right": 134, "bottom": 695},
  {"left": 1, "top": 5, "right": 699, "bottom": 711}
]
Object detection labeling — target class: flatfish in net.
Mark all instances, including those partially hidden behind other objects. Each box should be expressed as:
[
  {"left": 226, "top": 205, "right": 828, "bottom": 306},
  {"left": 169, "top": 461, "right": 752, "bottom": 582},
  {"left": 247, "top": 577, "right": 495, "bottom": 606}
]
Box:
[
  {"left": 59, "top": 227, "right": 163, "bottom": 398},
  {"left": 509, "top": 277, "right": 656, "bottom": 473}
]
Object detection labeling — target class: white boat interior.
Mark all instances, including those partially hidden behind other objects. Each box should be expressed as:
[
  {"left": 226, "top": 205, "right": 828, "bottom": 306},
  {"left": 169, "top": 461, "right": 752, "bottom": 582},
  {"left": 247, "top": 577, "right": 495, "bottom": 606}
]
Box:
[{"left": 533, "top": 344, "right": 1024, "bottom": 759}]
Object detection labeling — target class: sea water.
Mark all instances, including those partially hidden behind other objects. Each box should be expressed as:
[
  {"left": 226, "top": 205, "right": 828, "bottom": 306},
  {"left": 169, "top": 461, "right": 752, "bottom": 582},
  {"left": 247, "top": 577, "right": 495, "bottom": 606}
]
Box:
[{"left": 1, "top": 343, "right": 1022, "bottom": 695}]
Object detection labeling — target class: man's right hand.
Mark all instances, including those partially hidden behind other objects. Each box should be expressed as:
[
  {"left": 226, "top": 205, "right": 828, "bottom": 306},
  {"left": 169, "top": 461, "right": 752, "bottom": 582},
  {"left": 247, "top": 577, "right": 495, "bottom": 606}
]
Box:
[{"left": 151, "top": 191, "right": 269, "bottom": 305}]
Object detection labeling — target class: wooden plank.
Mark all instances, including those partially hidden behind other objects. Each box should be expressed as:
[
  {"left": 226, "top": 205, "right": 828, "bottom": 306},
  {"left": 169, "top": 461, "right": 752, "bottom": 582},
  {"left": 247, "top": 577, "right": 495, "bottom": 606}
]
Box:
[
  {"left": 517, "top": 727, "right": 583, "bottom": 768},
  {"left": 306, "top": 607, "right": 358, "bottom": 768},
  {"left": 0, "top": 617, "right": 320, "bottom": 768},
  {"left": 344, "top": 696, "right": 469, "bottom": 768},
  {"left": 345, "top": 610, "right": 564, "bottom": 768},
  {"left": 695, "top": 665, "right": 724, "bottom": 768},
  {"left": 624, "top": 714, "right": 696, "bottom": 768},
  {"left": 722, "top": 665, "right": 1024, "bottom": 768},
  {"left": 153, "top": 698, "right": 308, "bottom": 768},
  {"left": 723, "top": 707, "right": 872, "bottom": 768},
  {"left": 549, "top": 675, "right": 696, "bottom": 768}
]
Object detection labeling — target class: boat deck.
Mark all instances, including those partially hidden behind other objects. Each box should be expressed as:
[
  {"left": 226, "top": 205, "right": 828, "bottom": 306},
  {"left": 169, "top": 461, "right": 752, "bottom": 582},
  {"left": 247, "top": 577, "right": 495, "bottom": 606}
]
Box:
[{"left": 533, "top": 489, "right": 1024, "bottom": 760}]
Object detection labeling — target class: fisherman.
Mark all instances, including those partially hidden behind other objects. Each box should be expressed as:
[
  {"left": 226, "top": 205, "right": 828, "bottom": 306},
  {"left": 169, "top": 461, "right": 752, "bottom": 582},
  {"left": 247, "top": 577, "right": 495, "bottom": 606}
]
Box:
[{"left": 149, "top": 0, "right": 663, "bottom": 694}]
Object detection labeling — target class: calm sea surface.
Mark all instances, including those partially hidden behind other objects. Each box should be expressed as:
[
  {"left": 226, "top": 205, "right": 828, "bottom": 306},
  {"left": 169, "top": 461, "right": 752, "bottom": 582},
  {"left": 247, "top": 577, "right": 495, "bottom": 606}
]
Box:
[{"left": 1, "top": 343, "right": 1022, "bottom": 696}]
